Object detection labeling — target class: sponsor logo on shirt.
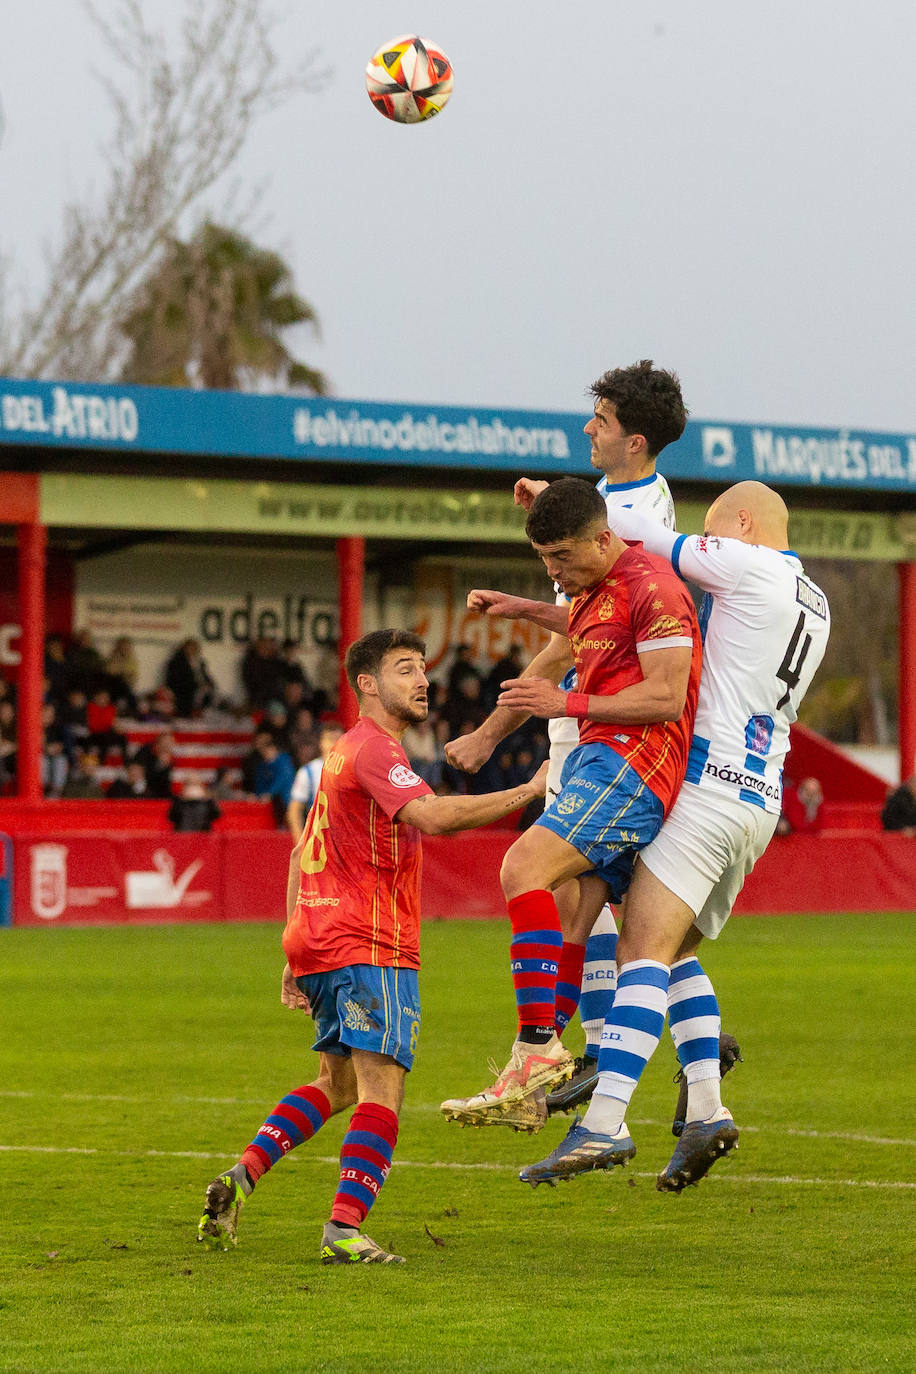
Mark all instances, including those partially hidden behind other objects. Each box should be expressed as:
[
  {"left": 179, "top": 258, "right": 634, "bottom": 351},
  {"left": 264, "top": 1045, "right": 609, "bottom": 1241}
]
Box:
[
  {"left": 388, "top": 763, "right": 422, "bottom": 788},
  {"left": 703, "top": 760, "right": 781, "bottom": 801},
  {"left": 570, "top": 634, "right": 616, "bottom": 654},
  {"left": 695, "top": 536, "right": 723, "bottom": 554}
]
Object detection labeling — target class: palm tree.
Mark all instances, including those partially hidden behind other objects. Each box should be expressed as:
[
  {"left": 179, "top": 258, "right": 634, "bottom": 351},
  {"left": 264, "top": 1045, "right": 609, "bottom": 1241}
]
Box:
[{"left": 119, "top": 221, "right": 327, "bottom": 393}]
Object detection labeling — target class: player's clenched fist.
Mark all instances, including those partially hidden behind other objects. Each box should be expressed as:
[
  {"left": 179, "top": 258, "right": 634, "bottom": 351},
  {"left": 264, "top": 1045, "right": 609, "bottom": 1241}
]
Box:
[
  {"left": 513, "top": 478, "right": 549, "bottom": 511},
  {"left": 466, "top": 588, "right": 530, "bottom": 619}
]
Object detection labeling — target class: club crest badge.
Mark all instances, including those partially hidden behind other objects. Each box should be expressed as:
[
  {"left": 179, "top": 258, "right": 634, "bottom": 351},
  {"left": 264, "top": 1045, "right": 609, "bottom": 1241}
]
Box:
[
  {"left": 556, "top": 792, "right": 585, "bottom": 817},
  {"left": 597, "top": 593, "right": 616, "bottom": 621}
]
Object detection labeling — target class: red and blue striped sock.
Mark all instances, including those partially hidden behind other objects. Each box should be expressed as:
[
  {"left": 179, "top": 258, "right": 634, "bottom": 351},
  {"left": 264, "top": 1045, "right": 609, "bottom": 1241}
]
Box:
[
  {"left": 507, "top": 889, "right": 563, "bottom": 1034},
  {"left": 555, "top": 940, "right": 586, "bottom": 1036},
  {"left": 239, "top": 1084, "right": 331, "bottom": 1184},
  {"left": 330, "top": 1102, "right": 399, "bottom": 1229}
]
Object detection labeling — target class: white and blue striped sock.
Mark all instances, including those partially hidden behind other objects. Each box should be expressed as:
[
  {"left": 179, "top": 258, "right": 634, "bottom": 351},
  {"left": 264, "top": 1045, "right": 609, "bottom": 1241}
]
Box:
[
  {"left": 668, "top": 956, "right": 722, "bottom": 1123},
  {"left": 579, "top": 905, "right": 618, "bottom": 1059},
  {"left": 582, "top": 959, "right": 669, "bottom": 1135}
]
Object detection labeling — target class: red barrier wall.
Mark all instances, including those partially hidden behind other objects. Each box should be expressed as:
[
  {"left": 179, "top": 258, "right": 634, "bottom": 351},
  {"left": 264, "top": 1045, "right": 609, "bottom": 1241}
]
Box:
[{"left": 7, "top": 826, "right": 914, "bottom": 926}]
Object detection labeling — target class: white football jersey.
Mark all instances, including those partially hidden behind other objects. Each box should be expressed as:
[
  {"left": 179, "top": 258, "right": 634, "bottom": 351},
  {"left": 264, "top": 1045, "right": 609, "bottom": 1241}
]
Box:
[
  {"left": 290, "top": 757, "right": 323, "bottom": 808},
  {"left": 549, "top": 471, "right": 676, "bottom": 746},
  {"left": 603, "top": 513, "right": 831, "bottom": 814}
]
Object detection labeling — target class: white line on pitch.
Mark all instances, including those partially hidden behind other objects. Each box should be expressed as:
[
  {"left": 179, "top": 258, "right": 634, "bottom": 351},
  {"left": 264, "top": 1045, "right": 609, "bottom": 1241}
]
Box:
[
  {"left": 2, "top": 1091, "right": 912, "bottom": 1150},
  {"left": 0, "top": 1143, "right": 913, "bottom": 1190}
]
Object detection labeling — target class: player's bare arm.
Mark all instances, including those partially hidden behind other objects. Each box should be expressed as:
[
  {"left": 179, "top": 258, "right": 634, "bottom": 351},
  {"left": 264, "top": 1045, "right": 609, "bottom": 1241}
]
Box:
[
  {"left": 397, "top": 760, "right": 548, "bottom": 835},
  {"left": 466, "top": 588, "right": 569, "bottom": 635},
  {"left": 498, "top": 644, "right": 694, "bottom": 725},
  {"left": 513, "top": 477, "right": 549, "bottom": 510},
  {"left": 286, "top": 834, "right": 304, "bottom": 921},
  {"left": 445, "top": 631, "right": 573, "bottom": 774}
]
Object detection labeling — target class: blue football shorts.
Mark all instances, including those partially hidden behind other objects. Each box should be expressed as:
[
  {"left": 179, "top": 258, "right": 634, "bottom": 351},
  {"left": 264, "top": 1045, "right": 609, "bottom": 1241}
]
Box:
[
  {"left": 295, "top": 964, "right": 421, "bottom": 1072},
  {"left": 536, "top": 741, "right": 665, "bottom": 903}
]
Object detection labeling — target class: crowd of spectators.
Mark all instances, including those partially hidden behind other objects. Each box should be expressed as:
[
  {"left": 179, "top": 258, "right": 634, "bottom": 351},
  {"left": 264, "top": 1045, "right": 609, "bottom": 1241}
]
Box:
[
  {"left": 402, "top": 642, "right": 549, "bottom": 800},
  {"left": 0, "top": 633, "right": 546, "bottom": 823},
  {"left": 10, "top": 630, "right": 916, "bottom": 840}
]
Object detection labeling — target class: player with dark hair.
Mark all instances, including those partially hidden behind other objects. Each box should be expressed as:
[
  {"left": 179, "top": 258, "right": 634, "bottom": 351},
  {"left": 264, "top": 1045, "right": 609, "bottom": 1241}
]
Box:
[
  {"left": 197, "top": 628, "right": 547, "bottom": 1265},
  {"left": 446, "top": 363, "right": 740, "bottom": 1126},
  {"left": 519, "top": 482, "right": 829, "bottom": 1188},
  {"left": 440, "top": 477, "right": 703, "bottom": 1132}
]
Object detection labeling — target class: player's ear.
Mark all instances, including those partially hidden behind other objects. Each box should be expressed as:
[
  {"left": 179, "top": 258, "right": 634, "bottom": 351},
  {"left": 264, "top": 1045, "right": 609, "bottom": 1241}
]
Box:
[{"left": 356, "top": 671, "right": 378, "bottom": 698}]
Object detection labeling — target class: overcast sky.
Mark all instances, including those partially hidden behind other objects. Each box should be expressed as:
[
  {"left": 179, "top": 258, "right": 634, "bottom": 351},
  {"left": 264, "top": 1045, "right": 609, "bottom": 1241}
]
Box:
[{"left": 1, "top": 1, "right": 915, "bottom": 434}]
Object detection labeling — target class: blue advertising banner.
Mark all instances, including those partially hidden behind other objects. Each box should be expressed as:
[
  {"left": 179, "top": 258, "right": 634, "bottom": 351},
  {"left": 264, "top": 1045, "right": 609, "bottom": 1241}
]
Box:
[{"left": 0, "top": 375, "right": 914, "bottom": 494}]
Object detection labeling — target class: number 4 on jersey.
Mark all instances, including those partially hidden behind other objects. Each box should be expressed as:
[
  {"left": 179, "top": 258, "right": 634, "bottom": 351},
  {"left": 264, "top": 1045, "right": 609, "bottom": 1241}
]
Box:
[{"left": 776, "top": 611, "right": 813, "bottom": 711}]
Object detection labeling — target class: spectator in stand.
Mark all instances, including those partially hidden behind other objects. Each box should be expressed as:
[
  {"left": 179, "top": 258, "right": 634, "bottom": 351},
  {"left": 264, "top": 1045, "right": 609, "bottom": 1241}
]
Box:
[
  {"left": 311, "top": 642, "right": 339, "bottom": 715},
  {"left": 252, "top": 729, "right": 296, "bottom": 826},
  {"left": 58, "top": 689, "right": 89, "bottom": 759},
  {"left": 0, "top": 699, "right": 17, "bottom": 787},
  {"left": 241, "top": 636, "right": 287, "bottom": 713},
  {"left": 447, "top": 642, "right": 481, "bottom": 698},
  {"left": 107, "top": 760, "right": 149, "bottom": 798},
  {"left": 165, "top": 638, "right": 216, "bottom": 719},
  {"left": 104, "top": 636, "right": 140, "bottom": 713},
  {"left": 65, "top": 629, "right": 106, "bottom": 697},
  {"left": 402, "top": 716, "right": 441, "bottom": 788},
  {"left": 286, "top": 722, "right": 345, "bottom": 839},
  {"left": 484, "top": 644, "right": 526, "bottom": 710},
  {"left": 240, "top": 731, "right": 265, "bottom": 796},
  {"left": 61, "top": 749, "right": 105, "bottom": 799},
  {"left": 168, "top": 775, "right": 221, "bottom": 832},
  {"left": 44, "top": 634, "right": 70, "bottom": 702},
  {"left": 263, "top": 700, "right": 292, "bottom": 751},
  {"left": 444, "top": 674, "right": 487, "bottom": 735},
  {"left": 41, "top": 702, "right": 69, "bottom": 797},
  {"left": 86, "top": 689, "right": 130, "bottom": 763},
  {"left": 210, "top": 767, "right": 240, "bottom": 801},
  {"left": 881, "top": 776, "right": 916, "bottom": 835},
  {"left": 776, "top": 777, "right": 825, "bottom": 836},
  {"left": 133, "top": 731, "right": 176, "bottom": 799},
  {"left": 287, "top": 704, "right": 318, "bottom": 762},
  {"left": 278, "top": 639, "right": 316, "bottom": 702}
]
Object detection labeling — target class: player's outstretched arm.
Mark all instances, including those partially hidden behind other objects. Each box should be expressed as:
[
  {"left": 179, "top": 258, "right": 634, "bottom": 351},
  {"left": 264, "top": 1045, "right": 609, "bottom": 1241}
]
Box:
[
  {"left": 444, "top": 631, "right": 573, "bottom": 773},
  {"left": 397, "top": 760, "right": 548, "bottom": 835},
  {"left": 467, "top": 589, "right": 569, "bottom": 635}
]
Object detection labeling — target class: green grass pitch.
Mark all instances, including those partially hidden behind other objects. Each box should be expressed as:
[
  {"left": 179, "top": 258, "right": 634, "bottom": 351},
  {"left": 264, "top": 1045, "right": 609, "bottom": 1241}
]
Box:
[{"left": 1, "top": 913, "right": 914, "bottom": 1373}]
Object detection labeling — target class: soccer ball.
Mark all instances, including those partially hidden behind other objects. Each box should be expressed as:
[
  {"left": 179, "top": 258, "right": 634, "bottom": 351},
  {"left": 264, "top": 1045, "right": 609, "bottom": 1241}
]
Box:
[{"left": 365, "top": 35, "right": 453, "bottom": 124}]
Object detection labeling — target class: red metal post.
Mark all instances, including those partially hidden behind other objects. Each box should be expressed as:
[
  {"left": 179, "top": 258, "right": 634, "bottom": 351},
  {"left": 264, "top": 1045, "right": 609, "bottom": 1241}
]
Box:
[
  {"left": 336, "top": 536, "right": 365, "bottom": 729},
  {"left": 17, "top": 521, "right": 47, "bottom": 803},
  {"left": 898, "top": 561, "right": 916, "bottom": 783}
]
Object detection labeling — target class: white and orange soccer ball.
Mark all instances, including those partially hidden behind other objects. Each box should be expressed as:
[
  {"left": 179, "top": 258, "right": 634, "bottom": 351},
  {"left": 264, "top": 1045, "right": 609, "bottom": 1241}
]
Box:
[{"left": 365, "top": 35, "right": 453, "bottom": 124}]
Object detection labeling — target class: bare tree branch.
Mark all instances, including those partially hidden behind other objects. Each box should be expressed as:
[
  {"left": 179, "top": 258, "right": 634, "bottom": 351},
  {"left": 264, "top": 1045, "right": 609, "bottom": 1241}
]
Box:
[{"left": 0, "top": 0, "right": 329, "bottom": 381}]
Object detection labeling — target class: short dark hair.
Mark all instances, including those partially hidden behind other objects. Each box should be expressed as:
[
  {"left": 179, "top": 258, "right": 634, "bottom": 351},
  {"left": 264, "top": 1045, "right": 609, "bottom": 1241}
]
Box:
[
  {"left": 589, "top": 359, "right": 688, "bottom": 457},
  {"left": 525, "top": 477, "right": 607, "bottom": 545},
  {"left": 345, "top": 629, "right": 427, "bottom": 693}
]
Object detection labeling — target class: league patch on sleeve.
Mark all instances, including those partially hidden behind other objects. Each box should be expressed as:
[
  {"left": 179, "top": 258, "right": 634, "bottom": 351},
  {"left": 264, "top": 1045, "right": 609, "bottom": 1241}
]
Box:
[
  {"left": 388, "top": 763, "right": 423, "bottom": 788},
  {"left": 646, "top": 614, "right": 686, "bottom": 639}
]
